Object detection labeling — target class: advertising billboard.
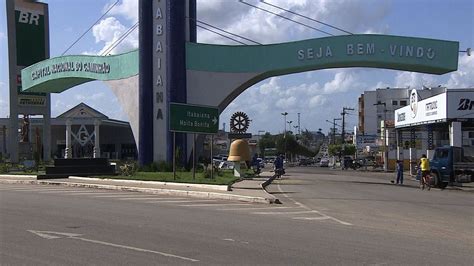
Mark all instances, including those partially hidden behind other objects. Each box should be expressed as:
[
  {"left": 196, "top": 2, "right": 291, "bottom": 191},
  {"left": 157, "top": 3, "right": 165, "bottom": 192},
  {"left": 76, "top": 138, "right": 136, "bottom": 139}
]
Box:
[
  {"left": 395, "top": 92, "right": 447, "bottom": 128},
  {"left": 447, "top": 90, "right": 474, "bottom": 120}
]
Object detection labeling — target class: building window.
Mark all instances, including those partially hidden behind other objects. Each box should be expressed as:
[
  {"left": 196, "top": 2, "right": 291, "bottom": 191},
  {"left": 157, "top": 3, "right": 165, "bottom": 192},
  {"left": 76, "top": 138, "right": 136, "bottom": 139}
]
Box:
[
  {"left": 392, "top": 100, "right": 398, "bottom": 106},
  {"left": 469, "top": 132, "right": 474, "bottom": 138},
  {"left": 400, "top": 100, "right": 407, "bottom": 106}
]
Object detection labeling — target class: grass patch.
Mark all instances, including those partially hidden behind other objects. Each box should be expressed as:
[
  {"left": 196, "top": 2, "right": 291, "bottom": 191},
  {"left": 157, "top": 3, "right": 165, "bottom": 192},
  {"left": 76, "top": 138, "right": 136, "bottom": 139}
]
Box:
[{"left": 94, "top": 170, "right": 243, "bottom": 185}]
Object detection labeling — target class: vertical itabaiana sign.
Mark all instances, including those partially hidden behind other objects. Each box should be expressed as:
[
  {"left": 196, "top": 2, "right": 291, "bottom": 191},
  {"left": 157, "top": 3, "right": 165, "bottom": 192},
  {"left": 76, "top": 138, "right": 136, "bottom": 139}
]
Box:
[
  {"left": 153, "top": 0, "right": 168, "bottom": 161},
  {"left": 6, "top": 0, "right": 51, "bottom": 162}
]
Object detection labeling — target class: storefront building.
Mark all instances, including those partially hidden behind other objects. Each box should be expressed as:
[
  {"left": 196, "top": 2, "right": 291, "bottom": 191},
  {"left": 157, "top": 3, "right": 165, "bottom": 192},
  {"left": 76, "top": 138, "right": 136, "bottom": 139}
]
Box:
[{"left": 394, "top": 89, "right": 474, "bottom": 172}]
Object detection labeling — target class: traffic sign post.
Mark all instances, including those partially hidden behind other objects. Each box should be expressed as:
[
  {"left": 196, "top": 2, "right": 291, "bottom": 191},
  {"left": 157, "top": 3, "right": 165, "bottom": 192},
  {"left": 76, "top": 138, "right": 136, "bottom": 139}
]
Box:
[
  {"left": 170, "top": 103, "right": 219, "bottom": 134},
  {"left": 169, "top": 103, "right": 219, "bottom": 179}
]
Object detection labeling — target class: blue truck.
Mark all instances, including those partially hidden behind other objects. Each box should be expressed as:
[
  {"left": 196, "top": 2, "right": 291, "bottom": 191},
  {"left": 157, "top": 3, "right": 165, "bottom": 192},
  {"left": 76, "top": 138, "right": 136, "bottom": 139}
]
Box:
[{"left": 430, "top": 146, "right": 474, "bottom": 188}]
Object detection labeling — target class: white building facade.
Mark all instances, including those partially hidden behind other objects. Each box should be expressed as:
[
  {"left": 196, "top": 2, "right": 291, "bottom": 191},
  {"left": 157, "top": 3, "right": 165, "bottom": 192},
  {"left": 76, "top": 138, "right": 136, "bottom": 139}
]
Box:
[{"left": 358, "top": 87, "right": 452, "bottom": 170}]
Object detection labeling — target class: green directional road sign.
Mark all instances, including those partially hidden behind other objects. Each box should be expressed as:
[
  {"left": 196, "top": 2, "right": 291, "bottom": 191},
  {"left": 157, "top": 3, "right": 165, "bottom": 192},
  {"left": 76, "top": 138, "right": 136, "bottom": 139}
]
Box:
[{"left": 170, "top": 103, "right": 219, "bottom": 134}]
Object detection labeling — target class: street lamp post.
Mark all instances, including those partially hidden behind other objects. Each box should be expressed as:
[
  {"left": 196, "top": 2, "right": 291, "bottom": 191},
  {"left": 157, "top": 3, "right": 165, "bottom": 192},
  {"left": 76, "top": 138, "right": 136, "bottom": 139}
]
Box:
[
  {"left": 374, "top": 102, "right": 388, "bottom": 172},
  {"left": 281, "top": 112, "right": 288, "bottom": 159},
  {"left": 287, "top": 120, "right": 293, "bottom": 161},
  {"left": 293, "top": 125, "right": 299, "bottom": 138},
  {"left": 257, "top": 130, "right": 265, "bottom": 157}
]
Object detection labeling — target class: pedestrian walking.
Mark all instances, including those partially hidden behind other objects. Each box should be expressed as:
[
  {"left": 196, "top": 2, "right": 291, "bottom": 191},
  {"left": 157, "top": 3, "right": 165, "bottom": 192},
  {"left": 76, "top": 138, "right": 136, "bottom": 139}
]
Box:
[{"left": 396, "top": 160, "right": 404, "bottom": 185}]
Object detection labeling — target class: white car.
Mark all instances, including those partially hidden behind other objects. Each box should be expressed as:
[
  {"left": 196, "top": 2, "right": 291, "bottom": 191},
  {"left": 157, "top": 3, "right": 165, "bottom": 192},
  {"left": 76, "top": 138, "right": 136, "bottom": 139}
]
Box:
[
  {"left": 319, "top": 158, "right": 329, "bottom": 167},
  {"left": 218, "top": 161, "right": 234, "bottom": 170}
]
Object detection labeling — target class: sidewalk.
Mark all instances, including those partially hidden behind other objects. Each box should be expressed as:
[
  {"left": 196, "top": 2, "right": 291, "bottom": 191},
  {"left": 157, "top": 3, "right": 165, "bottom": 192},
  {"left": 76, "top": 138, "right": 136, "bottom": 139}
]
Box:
[
  {"left": 0, "top": 172, "right": 280, "bottom": 204},
  {"left": 354, "top": 169, "right": 474, "bottom": 192}
]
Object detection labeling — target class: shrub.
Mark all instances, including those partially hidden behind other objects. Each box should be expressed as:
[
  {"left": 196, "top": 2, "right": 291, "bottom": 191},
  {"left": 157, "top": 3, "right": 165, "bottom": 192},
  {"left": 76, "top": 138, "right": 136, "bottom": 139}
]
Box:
[
  {"left": 0, "top": 163, "right": 11, "bottom": 174},
  {"left": 119, "top": 161, "right": 138, "bottom": 176},
  {"left": 140, "top": 161, "right": 172, "bottom": 172},
  {"left": 157, "top": 160, "right": 172, "bottom": 172}
]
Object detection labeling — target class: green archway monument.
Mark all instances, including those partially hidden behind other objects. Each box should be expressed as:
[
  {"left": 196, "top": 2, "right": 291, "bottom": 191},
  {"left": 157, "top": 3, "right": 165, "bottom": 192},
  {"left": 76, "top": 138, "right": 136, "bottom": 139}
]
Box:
[{"left": 21, "top": 33, "right": 459, "bottom": 164}]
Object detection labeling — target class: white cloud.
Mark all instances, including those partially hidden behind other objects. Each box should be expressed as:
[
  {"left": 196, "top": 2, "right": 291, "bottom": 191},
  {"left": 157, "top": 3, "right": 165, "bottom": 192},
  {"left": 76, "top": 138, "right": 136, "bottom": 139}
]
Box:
[
  {"left": 90, "top": 17, "right": 138, "bottom": 55},
  {"left": 322, "top": 71, "right": 359, "bottom": 94},
  {"left": 197, "top": 0, "right": 392, "bottom": 44},
  {"left": 74, "top": 92, "right": 105, "bottom": 101},
  {"left": 276, "top": 96, "right": 297, "bottom": 109},
  {"left": 308, "top": 95, "right": 326, "bottom": 108},
  {"left": 108, "top": 0, "right": 138, "bottom": 22},
  {"left": 446, "top": 55, "right": 474, "bottom": 88},
  {"left": 394, "top": 72, "right": 439, "bottom": 89}
]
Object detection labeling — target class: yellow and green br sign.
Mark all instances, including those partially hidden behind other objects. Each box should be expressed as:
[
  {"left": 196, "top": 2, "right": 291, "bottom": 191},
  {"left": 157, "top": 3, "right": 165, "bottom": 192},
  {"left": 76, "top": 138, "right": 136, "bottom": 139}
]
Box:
[
  {"left": 169, "top": 103, "right": 219, "bottom": 134},
  {"left": 15, "top": 9, "right": 46, "bottom": 67}
]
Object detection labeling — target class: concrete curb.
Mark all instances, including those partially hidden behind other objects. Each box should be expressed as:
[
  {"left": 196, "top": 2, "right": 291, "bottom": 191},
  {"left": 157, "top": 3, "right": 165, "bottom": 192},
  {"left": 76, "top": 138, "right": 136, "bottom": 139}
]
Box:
[
  {"left": 0, "top": 179, "right": 275, "bottom": 204},
  {"left": 260, "top": 174, "right": 281, "bottom": 204},
  {"left": 69, "top": 176, "right": 230, "bottom": 191}
]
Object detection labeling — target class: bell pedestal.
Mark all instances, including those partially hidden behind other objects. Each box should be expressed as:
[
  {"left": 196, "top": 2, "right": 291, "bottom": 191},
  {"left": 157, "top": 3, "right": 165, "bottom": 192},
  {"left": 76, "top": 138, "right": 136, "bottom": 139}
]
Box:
[{"left": 233, "top": 162, "right": 241, "bottom": 177}]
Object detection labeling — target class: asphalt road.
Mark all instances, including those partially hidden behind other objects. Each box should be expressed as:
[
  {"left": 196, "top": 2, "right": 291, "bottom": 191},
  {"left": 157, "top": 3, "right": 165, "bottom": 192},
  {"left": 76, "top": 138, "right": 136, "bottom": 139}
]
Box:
[{"left": 1, "top": 167, "right": 473, "bottom": 265}]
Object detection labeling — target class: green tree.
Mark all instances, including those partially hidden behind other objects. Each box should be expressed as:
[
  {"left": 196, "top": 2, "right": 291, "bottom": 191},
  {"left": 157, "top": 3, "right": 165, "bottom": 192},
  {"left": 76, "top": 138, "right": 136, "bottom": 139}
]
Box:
[
  {"left": 300, "top": 129, "right": 313, "bottom": 147},
  {"left": 328, "top": 144, "right": 356, "bottom": 156},
  {"left": 258, "top": 132, "right": 276, "bottom": 155}
]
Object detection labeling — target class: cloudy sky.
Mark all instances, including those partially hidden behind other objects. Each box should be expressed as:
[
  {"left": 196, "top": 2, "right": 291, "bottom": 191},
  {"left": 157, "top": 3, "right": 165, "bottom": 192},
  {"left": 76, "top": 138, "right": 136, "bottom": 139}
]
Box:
[{"left": 0, "top": 0, "right": 473, "bottom": 135}]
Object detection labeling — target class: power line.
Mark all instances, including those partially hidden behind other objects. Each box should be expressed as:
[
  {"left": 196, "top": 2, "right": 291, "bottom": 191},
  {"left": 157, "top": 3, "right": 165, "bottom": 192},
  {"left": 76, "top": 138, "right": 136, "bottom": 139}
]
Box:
[
  {"left": 62, "top": 0, "right": 120, "bottom": 55},
  {"left": 100, "top": 22, "right": 139, "bottom": 56},
  {"left": 260, "top": 0, "right": 353, "bottom": 35},
  {"left": 188, "top": 17, "right": 262, "bottom": 45},
  {"left": 239, "top": 0, "right": 334, "bottom": 36},
  {"left": 197, "top": 24, "right": 247, "bottom": 45}
]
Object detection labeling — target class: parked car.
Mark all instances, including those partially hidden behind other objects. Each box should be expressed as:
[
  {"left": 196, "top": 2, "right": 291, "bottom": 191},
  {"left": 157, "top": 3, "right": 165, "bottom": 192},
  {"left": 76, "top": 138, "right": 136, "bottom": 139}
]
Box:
[
  {"left": 319, "top": 158, "right": 329, "bottom": 167},
  {"left": 298, "top": 158, "right": 313, "bottom": 166}
]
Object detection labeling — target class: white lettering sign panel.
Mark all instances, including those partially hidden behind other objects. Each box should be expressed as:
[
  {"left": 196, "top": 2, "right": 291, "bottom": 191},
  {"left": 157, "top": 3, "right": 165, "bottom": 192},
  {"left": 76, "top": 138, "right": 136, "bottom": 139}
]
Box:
[{"left": 395, "top": 92, "right": 447, "bottom": 127}]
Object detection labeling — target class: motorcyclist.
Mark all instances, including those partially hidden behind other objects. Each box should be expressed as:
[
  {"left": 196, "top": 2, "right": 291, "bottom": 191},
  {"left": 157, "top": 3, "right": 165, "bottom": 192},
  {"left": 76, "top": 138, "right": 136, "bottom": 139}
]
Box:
[
  {"left": 273, "top": 154, "right": 285, "bottom": 177},
  {"left": 251, "top": 153, "right": 261, "bottom": 175}
]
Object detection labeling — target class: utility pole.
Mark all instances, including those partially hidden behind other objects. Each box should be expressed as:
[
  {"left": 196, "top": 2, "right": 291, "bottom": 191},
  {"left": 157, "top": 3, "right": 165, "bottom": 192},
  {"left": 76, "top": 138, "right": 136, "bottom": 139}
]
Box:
[
  {"left": 374, "top": 102, "right": 388, "bottom": 172},
  {"left": 341, "top": 107, "right": 354, "bottom": 144},
  {"left": 297, "top": 112, "right": 301, "bottom": 136},
  {"left": 326, "top": 118, "right": 341, "bottom": 144}
]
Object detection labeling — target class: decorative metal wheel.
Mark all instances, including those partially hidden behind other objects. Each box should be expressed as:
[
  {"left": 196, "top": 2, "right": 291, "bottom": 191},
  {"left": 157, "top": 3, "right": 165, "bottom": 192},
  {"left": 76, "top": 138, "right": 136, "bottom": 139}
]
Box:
[{"left": 230, "top": 111, "right": 250, "bottom": 133}]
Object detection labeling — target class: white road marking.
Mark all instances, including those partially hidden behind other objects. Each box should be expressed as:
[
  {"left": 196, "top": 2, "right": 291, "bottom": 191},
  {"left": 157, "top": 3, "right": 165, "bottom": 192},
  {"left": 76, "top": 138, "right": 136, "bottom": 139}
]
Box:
[
  {"left": 116, "top": 197, "right": 190, "bottom": 201},
  {"left": 51, "top": 192, "right": 130, "bottom": 195},
  {"left": 293, "top": 217, "right": 331, "bottom": 221},
  {"left": 28, "top": 230, "right": 198, "bottom": 262},
  {"left": 219, "top": 206, "right": 295, "bottom": 211},
  {"left": 2, "top": 188, "right": 80, "bottom": 192},
  {"left": 91, "top": 194, "right": 154, "bottom": 198},
  {"left": 276, "top": 183, "right": 353, "bottom": 226},
  {"left": 38, "top": 189, "right": 99, "bottom": 194},
  {"left": 252, "top": 210, "right": 316, "bottom": 215},
  {"left": 179, "top": 203, "right": 251, "bottom": 207},
  {"left": 146, "top": 200, "right": 218, "bottom": 203},
  {"left": 222, "top": 238, "right": 249, "bottom": 244}
]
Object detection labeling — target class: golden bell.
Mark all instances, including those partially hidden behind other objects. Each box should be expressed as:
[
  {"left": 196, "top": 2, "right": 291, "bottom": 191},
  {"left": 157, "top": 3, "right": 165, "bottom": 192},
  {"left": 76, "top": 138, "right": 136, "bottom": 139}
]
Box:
[{"left": 227, "top": 139, "right": 251, "bottom": 162}]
